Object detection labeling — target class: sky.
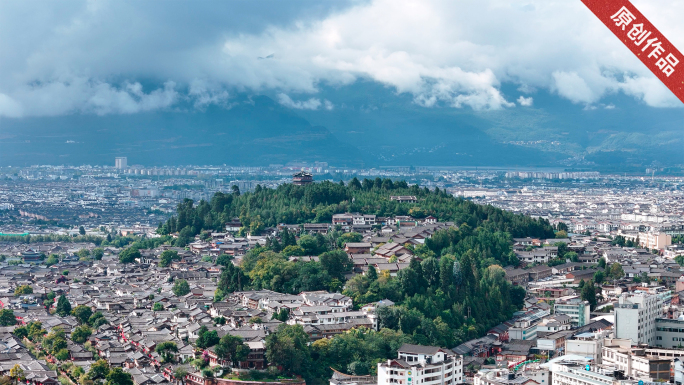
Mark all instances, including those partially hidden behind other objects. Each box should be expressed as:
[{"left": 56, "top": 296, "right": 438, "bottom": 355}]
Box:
[{"left": 0, "top": 0, "right": 683, "bottom": 119}]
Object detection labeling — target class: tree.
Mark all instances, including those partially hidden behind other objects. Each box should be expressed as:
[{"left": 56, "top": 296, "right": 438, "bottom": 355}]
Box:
[
  {"left": 72, "top": 305, "right": 93, "bottom": 325},
  {"left": 298, "top": 235, "right": 323, "bottom": 255},
  {"left": 42, "top": 327, "right": 67, "bottom": 354},
  {"left": 319, "top": 250, "right": 351, "bottom": 280},
  {"left": 677, "top": 255, "right": 684, "bottom": 267},
  {"left": 56, "top": 295, "right": 72, "bottom": 317},
  {"left": 0, "top": 310, "right": 16, "bottom": 326},
  {"left": 174, "top": 367, "right": 188, "bottom": 383},
  {"left": 281, "top": 245, "right": 306, "bottom": 257},
  {"left": 265, "top": 324, "right": 311, "bottom": 375},
  {"left": 13, "top": 326, "right": 28, "bottom": 340},
  {"left": 593, "top": 270, "right": 605, "bottom": 284},
  {"left": 555, "top": 230, "right": 568, "bottom": 239},
  {"left": 153, "top": 303, "right": 164, "bottom": 311},
  {"left": 71, "top": 325, "right": 92, "bottom": 344},
  {"left": 172, "top": 279, "right": 191, "bottom": 297},
  {"left": 215, "top": 334, "right": 250, "bottom": 367},
  {"left": 273, "top": 308, "right": 290, "bottom": 322},
  {"left": 92, "top": 248, "right": 104, "bottom": 260},
  {"left": 565, "top": 251, "right": 579, "bottom": 262},
  {"left": 9, "top": 364, "right": 23, "bottom": 382},
  {"left": 216, "top": 254, "right": 233, "bottom": 267},
  {"left": 77, "top": 249, "right": 91, "bottom": 260},
  {"left": 118, "top": 247, "right": 141, "bottom": 264},
  {"left": 105, "top": 368, "right": 133, "bottom": 385},
  {"left": 609, "top": 263, "right": 624, "bottom": 280},
  {"left": 581, "top": 280, "right": 597, "bottom": 310},
  {"left": 218, "top": 263, "right": 247, "bottom": 294},
  {"left": 79, "top": 226, "right": 86, "bottom": 236},
  {"left": 598, "top": 257, "right": 606, "bottom": 269},
  {"left": 27, "top": 321, "right": 45, "bottom": 341},
  {"left": 554, "top": 242, "right": 568, "bottom": 259},
  {"left": 45, "top": 254, "right": 59, "bottom": 266},
  {"left": 13, "top": 285, "right": 33, "bottom": 296},
  {"left": 88, "top": 312, "right": 108, "bottom": 328},
  {"left": 155, "top": 341, "right": 178, "bottom": 363},
  {"left": 88, "top": 359, "right": 110, "bottom": 381},
  {"left": 159, "top": 250, "right": 180, "bottom": 267},
  {"left": 197, "top": 330, "right": 219, "bottom": 349},
  {"left": 366, "top": 265, "right": 378, "bottom": 281},
  {"left": 55, "top": 348, "right": 70, "bottom": 361}
]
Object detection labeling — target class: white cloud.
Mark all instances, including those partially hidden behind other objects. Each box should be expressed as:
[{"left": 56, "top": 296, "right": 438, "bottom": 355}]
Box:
[
  {"left": 7, "top": 78, "right": 178, "bottom": 117},
  {"left": 0, "top": 93, "right": 23, "bottom": 117},
  {"left": 552, "top": 71, "right": 597, "bottom": 104},
  {"left": 517, "top": 95, "right": 533, "bottom": 106},
  {"left": 188, "top": 79, "right": 231, "bottom": 108},
  {"left": 277, "top": 93, "right": 324, "bottom": 110},
  {"left": 0, "top": 0, "right": 682, "bottom": 117}
]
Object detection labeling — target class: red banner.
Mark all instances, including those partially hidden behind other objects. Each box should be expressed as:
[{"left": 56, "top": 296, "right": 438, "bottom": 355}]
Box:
[{"left": 582, "top": 0, "right": 684, "bottom": 104}]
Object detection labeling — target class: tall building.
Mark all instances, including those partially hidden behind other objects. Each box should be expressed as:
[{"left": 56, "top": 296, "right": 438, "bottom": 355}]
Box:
[
  {"left": 378, "top": 344, "right": 463, "bottom": 385},
  {"left": 115, "top": 157, "right": 128, "bottom": 169},
  {"left": 554, "top": 296, "right": 591, "bottom": 327},
  {"left": 615, "top": 292, "right": 658, "bottom": 345}
]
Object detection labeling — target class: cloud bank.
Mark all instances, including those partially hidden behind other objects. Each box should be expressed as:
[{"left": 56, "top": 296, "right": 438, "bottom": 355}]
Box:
[{"left": 0, "top": 0, "right": 682, "bottom": 117}]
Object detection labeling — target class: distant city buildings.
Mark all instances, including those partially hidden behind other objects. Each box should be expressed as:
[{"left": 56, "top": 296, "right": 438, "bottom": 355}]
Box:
[
  {"left": 505, "top": 171, "right": 600, "bottom": 180},
  {"left": 115, "top": 156, "right": 128, "bottom": 169}
]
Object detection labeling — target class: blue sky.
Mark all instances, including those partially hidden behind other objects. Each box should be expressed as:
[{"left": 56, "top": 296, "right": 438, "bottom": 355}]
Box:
[{"left": 0, "top": 0, "right": 682, "bottom": 118}]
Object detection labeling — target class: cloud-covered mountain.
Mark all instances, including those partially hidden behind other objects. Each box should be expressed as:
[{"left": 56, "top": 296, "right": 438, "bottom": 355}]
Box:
[
  {"left": 0, "top": 96, "right": 366, "bottom": 167},
  {"left": 0, "top": 86, "right": 681, "bottom": 169}
]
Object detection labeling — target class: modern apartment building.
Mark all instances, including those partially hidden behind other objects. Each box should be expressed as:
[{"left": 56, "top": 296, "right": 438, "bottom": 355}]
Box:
[
  {"left": 554, "top": 296, "right": 591, "bottom": 327},
  {"left": 615, "top": 292, "right": 658, "bottom": 345},
  {"left": 655, "top": 318, "right": 684, "bottom": 348},
  {"left": 601, "top": 342, "right": 671, "bottom": 381},
  {"left": 378, "top": 344, "right": 463, "bottom": 385}
]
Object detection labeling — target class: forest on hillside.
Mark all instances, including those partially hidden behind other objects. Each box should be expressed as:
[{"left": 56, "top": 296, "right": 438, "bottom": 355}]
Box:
[
  {"left": 157, "top": 177, "right": 554, "bottom": 246},
  {"left": 144, "top": 180, "right": 556, "bottom": 384}
]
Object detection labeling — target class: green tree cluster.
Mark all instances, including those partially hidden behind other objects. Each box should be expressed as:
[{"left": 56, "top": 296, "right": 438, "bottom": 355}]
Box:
[
  {"left": 172, "top": 279, "right": 191, "bottom": 296},
  {"left": 159, "top": 180, "right": 553, "bottom": 245},
  {"left": 196, "top": 326, "right": 220, "bottom": 349},
  {"left": 158, "top": 250, "right": 180, "bottom": 267},
  {"left": 14, "top": 285, "right": 33, "bottom": 296},
  {"left": 56, "top": 295, "right": 72, "bottom": 317},
  {"left": 0, "top": 309, "right": 16, "bottom": 326},
  {"left": 118, "top": 246, "right": 141, "bottom": 264}
]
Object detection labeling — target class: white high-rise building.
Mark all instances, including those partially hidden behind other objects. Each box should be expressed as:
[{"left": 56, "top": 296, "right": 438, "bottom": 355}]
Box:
[
  {"left": 615, "top": 292, "right": 658, "bottom": 345},
  {"left": 378, "top": 344, "right": 463, "bottom": 385},
  {"left": 115, "top": 157, "right": 128, "bottom": 169}
]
